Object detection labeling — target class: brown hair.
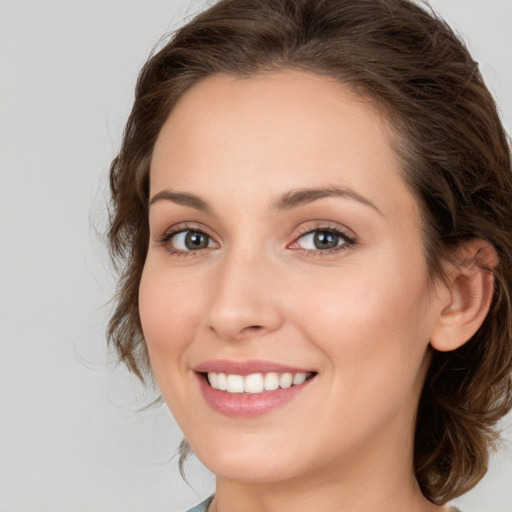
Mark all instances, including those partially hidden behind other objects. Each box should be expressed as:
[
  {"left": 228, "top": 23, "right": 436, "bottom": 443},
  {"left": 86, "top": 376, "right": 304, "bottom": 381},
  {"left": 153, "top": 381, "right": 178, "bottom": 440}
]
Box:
[{"left": 107, "top": 0, "right": 512, "bottom": 503}]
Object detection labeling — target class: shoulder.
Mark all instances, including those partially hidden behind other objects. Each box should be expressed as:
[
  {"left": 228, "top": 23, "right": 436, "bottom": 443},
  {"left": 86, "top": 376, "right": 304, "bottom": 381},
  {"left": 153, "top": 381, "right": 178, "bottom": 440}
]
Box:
[
  {"left": 184, "top": 499, "right": 462, "bottom": 512},
  {"left": 185, "top": 496, "right": 214, "bottom": 512}
]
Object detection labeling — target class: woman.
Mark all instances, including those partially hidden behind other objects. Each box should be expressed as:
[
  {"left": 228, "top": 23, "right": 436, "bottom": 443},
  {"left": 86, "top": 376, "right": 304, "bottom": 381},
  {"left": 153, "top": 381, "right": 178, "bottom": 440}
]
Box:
[{"left": 107, "top": 0, "right": 512, "bottom": 510}]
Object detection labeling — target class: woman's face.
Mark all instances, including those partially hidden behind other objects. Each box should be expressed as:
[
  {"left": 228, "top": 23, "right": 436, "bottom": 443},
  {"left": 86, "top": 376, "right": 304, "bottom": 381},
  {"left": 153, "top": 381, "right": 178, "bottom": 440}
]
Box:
[{"left": 140, "top": 71, "right": 446, "bottom": 485}]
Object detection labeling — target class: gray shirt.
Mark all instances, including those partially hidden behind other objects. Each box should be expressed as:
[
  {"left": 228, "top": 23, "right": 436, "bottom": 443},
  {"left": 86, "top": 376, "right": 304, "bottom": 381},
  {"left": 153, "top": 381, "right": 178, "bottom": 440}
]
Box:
[{"left": 185, "top": 497, "right": 462, "bottom": 512}]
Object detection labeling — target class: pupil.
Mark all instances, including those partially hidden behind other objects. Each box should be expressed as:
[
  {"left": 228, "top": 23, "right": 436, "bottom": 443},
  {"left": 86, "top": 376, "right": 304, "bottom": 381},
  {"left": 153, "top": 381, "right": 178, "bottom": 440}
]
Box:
[
  {"left": 185, "top": 231, "right": 208, "bottom": 250},
  {"left": 314, "top": 231, "right": 338, "bottom": 249}
]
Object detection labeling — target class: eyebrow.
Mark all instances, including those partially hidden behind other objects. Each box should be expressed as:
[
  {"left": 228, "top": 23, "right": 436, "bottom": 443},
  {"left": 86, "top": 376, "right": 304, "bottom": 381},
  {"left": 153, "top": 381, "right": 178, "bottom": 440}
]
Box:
[
  {"left": 271, "top": 186, "right": 383, "bottom": 215},
  {"left": 148, "top": 185, "right": 382, "bottom": 215},
  {"left": 148, "top": 190, "right": 211, "bottom": 212}
]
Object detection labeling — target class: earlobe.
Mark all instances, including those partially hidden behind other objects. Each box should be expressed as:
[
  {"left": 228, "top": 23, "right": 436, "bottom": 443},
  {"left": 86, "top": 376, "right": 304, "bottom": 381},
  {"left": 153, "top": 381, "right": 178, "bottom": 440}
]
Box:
[{"left": 430, "top": 239, "right": 499, "bottom": 352}]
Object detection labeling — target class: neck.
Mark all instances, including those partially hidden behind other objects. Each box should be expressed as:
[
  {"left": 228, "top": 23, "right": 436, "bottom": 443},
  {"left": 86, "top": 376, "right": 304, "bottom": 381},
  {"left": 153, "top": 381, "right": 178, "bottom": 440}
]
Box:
[
  {"left": 209, "top": 420, "right": 447, "bottom": 512},
  {"left": 212, "top": 471, "right": 447, "bottom": 512}
]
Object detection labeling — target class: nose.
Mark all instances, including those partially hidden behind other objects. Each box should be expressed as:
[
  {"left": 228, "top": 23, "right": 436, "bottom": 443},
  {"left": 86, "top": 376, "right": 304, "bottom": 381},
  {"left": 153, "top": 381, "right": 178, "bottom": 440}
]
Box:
[{"left": 206, "top": 249, "right": 284, "bottom": 341}]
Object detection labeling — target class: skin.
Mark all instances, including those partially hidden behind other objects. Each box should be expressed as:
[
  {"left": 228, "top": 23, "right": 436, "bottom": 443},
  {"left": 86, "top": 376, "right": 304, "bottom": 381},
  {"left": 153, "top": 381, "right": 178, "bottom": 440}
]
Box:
[{"left": 139, "top": 71, "right": 460, "bottom": 512}]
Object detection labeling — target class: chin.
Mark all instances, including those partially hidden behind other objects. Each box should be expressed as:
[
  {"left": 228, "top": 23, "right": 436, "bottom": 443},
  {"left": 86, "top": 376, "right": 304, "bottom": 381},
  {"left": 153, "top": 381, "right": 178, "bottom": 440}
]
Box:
[
  {"left": 202, "top": 455, "right": 299, "bottom": 484},
  {"left": 190, "top": 434, "right": 307, "bottom": 484}
]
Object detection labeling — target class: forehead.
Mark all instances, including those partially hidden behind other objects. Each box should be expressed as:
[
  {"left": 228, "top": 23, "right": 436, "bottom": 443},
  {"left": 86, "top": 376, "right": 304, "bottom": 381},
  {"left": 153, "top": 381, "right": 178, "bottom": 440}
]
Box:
[{"left": 150, "top": 70, "right": 417, "bottom": 221}]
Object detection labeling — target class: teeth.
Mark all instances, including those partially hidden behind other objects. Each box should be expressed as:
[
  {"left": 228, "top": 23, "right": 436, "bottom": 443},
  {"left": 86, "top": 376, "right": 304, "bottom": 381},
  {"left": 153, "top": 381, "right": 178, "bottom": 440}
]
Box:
[
  {"left": 293, "top": 373, "right": 307, "bottom": 385},
  {"left": 244, "top": 373, "right": 264, "bottom": 394},
  {"left": 226, "top": 374, "right": 244, "bottom": 393},
  {"left": 208, "top": 372, "right": 218, "bottom": 388},
  {"left": 207, "top": 371, "right": 312, "bottom": 394},
  {"left": 217, "top": 373, "right": 227, "bottom": 391},
  {"left": 279, "top": 373, "right": 293, "bottom": 389},
  {"left": 264, "top": 372, "right": 280, "bottom": 391}
]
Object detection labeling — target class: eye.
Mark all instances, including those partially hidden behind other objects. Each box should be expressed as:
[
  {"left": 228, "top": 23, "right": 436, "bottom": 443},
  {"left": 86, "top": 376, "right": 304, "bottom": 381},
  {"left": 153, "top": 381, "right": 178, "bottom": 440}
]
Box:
[
  {"left": 162, "top": 229, "right": 218, "bottom": 253},
  {"left": 299, "top": 230, "right": 341, "bottom": 250},
  {"left": 290, "top": 226, "right": 355, "bottom": 253}
]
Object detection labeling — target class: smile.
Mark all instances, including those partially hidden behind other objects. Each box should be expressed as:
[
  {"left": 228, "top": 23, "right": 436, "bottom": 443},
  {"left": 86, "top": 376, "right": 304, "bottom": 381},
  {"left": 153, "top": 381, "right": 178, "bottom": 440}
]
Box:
[
  {"left": 194, "top": 361, "right": 317, "bottom": 417},
  {"left": 206, "top": 371, "right": 313, "bottom": 394}
]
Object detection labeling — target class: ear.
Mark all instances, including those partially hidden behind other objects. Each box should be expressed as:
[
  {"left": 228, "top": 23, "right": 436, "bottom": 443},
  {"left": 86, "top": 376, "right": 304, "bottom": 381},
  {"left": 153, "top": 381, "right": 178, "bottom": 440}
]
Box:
[{"left": 430, "top": 239, "right": 499, "bottom": 352}]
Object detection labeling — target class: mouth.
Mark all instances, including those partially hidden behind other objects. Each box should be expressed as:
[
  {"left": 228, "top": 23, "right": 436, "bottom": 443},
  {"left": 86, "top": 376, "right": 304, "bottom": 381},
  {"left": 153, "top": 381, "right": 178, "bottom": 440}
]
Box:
[
  {"left": 203, "top": 371, "right": 315, "bottom": 394},
  {"left": 194, "top": 361, "right": 317, "bottom": 417}
]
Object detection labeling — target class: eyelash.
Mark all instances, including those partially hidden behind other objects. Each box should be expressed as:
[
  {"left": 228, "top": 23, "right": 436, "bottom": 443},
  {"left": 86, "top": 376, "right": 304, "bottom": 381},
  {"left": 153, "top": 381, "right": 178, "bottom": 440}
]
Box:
[
  {"left": 291, "top": 224, "right": 356, "bottom": 256},
  {"left": 158, "top": 223, "right": 216, "bottom": 258},
  {"left": 158, "top": 223, "right": 356, "bottom": 258}
]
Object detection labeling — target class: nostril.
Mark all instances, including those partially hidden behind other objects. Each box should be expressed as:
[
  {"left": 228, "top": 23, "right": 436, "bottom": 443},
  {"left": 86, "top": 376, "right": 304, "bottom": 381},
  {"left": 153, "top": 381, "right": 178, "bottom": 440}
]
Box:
[
  {"left": 208, "top": 323, "right": 265, "bottom": 338},
  {"left": 244, "top": 325, "right": 263, "bottom": 332}
]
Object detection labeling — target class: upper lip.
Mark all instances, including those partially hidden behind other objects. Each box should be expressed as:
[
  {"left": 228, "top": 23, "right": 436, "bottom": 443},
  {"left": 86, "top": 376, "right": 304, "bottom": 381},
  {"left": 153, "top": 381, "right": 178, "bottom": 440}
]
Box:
[{"left": 193, "top": 359, "right": 315, "bottom": 376}]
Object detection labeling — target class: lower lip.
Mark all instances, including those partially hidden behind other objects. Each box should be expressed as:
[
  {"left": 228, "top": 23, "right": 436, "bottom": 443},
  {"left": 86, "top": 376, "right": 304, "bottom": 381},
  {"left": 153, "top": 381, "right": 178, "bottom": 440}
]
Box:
[{"left": 196, "top": 374, "right": 314, "bottom": 417}]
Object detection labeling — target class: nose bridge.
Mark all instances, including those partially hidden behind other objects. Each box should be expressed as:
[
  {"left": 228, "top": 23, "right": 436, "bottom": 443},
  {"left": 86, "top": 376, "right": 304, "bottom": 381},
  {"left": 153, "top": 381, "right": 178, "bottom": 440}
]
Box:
[{"left": 206, "top": 241, "right": 282, "bottom": 340}]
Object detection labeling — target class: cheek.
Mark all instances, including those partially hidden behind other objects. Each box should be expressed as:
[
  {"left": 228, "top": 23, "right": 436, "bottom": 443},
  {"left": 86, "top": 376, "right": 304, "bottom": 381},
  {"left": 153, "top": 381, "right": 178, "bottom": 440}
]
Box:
[
  {"left": 292, "top": 255, "right": 433, "bottom": 390},
  {"left": 138, "top": 266, "right": 200, "bottom": 375}
]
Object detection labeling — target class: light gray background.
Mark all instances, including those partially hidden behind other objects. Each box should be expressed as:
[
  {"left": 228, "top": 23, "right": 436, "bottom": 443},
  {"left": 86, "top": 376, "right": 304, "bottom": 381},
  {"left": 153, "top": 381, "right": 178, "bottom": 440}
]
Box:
[{"left": 1, "top": 1, "right": 511, "bottom": 511}]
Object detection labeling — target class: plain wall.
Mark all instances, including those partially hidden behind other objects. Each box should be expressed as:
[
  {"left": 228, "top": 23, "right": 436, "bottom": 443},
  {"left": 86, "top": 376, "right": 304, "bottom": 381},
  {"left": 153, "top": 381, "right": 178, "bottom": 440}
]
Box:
[{"left": 1, "top": 1, "right": 511, "bottom": 511}]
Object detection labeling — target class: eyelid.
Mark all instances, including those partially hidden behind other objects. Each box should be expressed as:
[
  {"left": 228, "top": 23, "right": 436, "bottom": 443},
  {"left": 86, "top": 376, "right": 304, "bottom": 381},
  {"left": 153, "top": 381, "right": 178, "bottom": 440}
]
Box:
[
  {"left": 289, "top": 222, "right": 357, "bottom": 254},
  {"left": 295, "top": 221, "right": 356, "bottom": 241},
  {"left": 159, "top": 222, "right": 215, "bottom": 241},
  {"left": 155, "top": 220, "right": 356, "bottom": 257},
  {"left": 157, "top": 222, "right": 220, "bottom": 256}
]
